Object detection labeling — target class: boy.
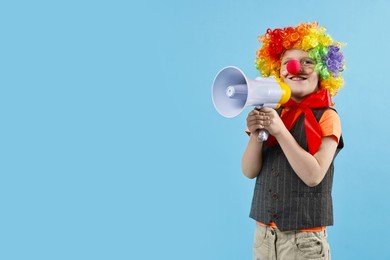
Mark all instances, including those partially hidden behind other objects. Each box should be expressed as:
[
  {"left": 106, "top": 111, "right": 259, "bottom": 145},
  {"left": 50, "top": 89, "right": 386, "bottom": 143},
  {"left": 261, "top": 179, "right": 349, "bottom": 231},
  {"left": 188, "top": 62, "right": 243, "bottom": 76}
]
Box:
[{"left": 242, "top": 22, "right": 345, "bottom": 259}]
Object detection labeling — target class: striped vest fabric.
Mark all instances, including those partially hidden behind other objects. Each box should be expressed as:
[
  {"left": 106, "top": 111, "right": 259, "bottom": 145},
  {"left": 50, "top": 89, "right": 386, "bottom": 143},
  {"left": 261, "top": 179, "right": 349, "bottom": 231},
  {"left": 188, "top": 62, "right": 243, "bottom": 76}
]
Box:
[{"left": 249, "top": 108, "right": 344, "bottom": 231}]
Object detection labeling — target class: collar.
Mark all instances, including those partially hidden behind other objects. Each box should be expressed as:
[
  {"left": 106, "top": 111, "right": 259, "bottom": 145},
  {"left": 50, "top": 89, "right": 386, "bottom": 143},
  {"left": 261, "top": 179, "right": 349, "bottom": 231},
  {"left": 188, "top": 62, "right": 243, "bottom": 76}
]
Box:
[{"left": 266, "top": 89, "right": 332, "bottom": 155}]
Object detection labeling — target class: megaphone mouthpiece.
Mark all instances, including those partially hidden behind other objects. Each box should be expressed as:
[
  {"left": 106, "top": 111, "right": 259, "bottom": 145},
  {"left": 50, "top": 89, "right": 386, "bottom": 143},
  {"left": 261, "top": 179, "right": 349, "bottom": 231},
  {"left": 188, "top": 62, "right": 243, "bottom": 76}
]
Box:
[{"left": 226, "top": 84, "right": 247, "bottom": 99}]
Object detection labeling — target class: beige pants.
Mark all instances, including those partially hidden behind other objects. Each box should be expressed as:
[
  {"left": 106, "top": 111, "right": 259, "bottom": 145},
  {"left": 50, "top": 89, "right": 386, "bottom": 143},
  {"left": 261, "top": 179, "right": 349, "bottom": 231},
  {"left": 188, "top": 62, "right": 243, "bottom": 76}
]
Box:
[{"left": 253, "top": 224, "right": 331, "bottom": 260}]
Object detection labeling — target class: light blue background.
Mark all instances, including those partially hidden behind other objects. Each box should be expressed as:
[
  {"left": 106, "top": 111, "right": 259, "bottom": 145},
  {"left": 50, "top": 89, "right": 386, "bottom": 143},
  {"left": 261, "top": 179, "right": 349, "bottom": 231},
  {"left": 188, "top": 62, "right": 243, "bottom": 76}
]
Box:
[{"left": 1, "top": 0, "right": 389, "bottom": 259}]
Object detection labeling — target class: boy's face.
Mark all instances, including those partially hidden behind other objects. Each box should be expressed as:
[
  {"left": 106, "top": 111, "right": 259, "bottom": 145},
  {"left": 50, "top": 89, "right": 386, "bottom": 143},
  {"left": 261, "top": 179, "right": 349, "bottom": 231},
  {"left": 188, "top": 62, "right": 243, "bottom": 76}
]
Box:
[{"left": 280, "top": 49, "right": 320, "bottom": 102}]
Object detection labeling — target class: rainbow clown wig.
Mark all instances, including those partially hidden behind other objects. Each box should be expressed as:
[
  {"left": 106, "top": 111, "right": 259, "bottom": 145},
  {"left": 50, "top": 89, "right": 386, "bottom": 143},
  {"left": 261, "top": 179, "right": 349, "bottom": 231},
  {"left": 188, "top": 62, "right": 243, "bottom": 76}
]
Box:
[{"left": 255, "top": 22, "right": 345, "bottom": 96}]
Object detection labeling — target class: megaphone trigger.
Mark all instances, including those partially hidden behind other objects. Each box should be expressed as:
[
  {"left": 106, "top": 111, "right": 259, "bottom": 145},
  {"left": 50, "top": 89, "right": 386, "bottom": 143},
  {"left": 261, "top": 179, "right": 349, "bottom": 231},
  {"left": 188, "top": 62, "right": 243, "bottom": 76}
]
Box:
[
  {"left": 253, "top": 105, "right": 270, "bottom": 143},
  {"left": 257, "top": 130, "right": 269, "bottom": 143}
]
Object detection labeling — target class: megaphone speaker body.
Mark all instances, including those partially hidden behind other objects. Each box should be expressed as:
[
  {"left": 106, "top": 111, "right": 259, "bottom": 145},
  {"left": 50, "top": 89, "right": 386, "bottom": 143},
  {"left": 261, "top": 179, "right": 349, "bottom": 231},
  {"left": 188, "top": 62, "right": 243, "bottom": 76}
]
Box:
[{"left": 212, "top": 66, "right": 290, "bottom": 118}]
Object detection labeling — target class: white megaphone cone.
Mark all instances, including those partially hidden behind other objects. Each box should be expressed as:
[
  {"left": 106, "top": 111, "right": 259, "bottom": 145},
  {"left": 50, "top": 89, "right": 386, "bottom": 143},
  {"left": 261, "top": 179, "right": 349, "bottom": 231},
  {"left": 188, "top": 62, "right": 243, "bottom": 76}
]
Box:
[{"left": 211, "top": 66, "right": 291, "bottom": 142}]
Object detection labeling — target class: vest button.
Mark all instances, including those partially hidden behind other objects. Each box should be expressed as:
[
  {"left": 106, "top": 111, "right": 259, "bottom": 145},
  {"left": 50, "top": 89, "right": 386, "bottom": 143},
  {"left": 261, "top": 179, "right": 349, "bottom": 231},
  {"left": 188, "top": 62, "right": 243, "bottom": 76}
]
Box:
[
  {"left": 272, "top": 193, "right": 279, "bottom": 200},
  {"left": 272, "top": 213, "right": 279, "bottom": 219},
  {"left": 272, "top": 170, "right": 279, "bottom": 177}
]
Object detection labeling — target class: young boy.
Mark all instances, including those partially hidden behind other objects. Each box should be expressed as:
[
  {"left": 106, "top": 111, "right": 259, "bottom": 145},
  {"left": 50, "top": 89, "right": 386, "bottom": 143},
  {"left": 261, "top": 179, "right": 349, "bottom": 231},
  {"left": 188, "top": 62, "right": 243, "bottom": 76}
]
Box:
[{"left": 242, "top": 22, "right": 345, "bottom": 259}]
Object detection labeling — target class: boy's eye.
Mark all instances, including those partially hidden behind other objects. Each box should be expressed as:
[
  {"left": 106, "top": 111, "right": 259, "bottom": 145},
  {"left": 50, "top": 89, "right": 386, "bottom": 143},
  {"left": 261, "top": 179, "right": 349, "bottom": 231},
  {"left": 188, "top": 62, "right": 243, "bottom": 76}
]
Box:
[
  {"left": 282, "top": 59, "right": 315, "bottom": 66},
  {"left": 302, "top": 59, "right": 315, "bottom": 66}
]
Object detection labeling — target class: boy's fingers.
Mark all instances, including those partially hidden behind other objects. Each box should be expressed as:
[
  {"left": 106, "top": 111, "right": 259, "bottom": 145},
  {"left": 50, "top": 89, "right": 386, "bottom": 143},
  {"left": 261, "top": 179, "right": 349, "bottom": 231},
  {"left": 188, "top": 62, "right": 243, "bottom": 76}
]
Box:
[
  {"left": 259, "top": 107, "right": 274, "bottom": 113},
  {"left": 249, "top": 109, "right": 260, "bottom": 116}
]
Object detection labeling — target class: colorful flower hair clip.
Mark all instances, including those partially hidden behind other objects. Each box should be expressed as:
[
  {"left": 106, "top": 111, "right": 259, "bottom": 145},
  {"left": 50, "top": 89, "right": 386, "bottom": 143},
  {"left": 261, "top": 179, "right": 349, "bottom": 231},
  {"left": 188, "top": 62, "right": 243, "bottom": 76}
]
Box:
[{"left": 255, "top": 22, "right": 346, "bottom": 96}]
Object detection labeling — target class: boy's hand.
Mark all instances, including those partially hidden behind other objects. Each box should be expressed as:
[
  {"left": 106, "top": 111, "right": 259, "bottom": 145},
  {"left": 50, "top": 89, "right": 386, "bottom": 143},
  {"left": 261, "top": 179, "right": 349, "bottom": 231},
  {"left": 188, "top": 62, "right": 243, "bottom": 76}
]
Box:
[
  {"left": 246, "top": 108, "right": 268, "bottom": 136},
  {"left": 257, "top": 107, "right": 285, "bottom": 137}
]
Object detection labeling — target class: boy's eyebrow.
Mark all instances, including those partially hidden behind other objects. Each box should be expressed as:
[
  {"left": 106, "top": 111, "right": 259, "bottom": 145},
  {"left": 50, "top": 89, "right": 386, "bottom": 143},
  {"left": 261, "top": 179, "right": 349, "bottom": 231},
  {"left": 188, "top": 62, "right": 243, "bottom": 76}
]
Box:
[
  {"left": 281, "top": 57, "right": 293, "bottom": 62},
  {"left": 281, "top": 56, "right": 312, "bottom": 62}
]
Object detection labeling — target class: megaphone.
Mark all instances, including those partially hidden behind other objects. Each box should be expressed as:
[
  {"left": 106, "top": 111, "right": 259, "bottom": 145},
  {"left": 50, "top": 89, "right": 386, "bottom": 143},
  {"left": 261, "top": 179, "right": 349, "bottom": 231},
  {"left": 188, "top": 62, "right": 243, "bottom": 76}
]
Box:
[{"left": 211, "top": 66, "right": 291, "bottom": 141}]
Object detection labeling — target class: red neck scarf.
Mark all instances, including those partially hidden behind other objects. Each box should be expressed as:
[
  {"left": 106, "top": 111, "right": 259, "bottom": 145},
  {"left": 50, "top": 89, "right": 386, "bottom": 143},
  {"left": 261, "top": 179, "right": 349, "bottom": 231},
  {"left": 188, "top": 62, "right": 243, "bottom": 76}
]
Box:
[{"left": 266, "top": 89, "right": 332, "bottom": 155}]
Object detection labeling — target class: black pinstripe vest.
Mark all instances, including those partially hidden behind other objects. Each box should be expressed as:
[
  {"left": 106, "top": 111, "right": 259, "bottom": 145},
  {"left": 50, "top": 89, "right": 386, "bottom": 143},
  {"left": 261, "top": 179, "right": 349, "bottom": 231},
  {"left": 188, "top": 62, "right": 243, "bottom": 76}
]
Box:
[{"left": 249, "top": 108, "right": 344, "bottom": 231}]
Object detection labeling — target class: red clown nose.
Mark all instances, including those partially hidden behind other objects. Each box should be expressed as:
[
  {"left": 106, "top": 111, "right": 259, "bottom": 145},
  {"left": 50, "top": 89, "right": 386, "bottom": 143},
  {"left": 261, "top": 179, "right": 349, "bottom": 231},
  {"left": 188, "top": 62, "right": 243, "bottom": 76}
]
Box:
[{"left": 286, "top": 60, "right": 301, "bottom": 74}]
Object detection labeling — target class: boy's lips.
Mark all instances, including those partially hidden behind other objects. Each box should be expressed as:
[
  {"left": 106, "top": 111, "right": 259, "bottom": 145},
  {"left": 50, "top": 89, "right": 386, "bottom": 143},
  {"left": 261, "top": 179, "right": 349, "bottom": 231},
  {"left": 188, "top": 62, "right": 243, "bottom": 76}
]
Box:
[{"left": 289, "top": 76, "right": 307, "bottom": 81}]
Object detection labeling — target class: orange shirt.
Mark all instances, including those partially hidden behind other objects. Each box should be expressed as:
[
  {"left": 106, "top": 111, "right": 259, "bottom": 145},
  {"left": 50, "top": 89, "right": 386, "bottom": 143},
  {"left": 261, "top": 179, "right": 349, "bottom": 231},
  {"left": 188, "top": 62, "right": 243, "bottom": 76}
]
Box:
[
  {"left": 317, "top": 109, "right": 342, "bottom": 143},
  {"left": 247, "top": 108, "right": 341, "bottom": 232},
  {"left": 256, "top": 221, "right": 326, "bottom": 232}
]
